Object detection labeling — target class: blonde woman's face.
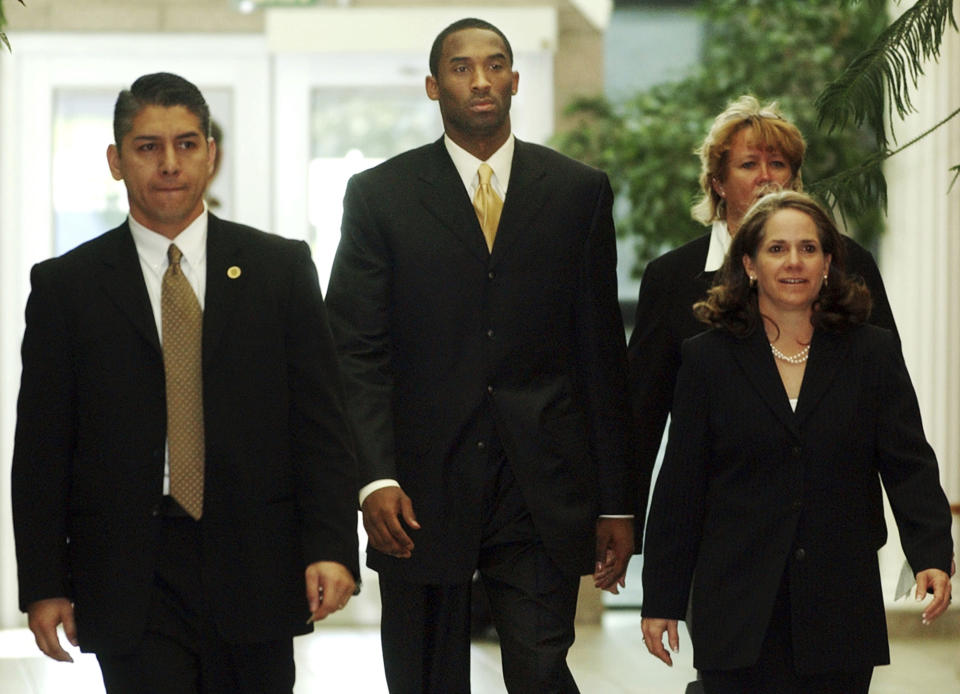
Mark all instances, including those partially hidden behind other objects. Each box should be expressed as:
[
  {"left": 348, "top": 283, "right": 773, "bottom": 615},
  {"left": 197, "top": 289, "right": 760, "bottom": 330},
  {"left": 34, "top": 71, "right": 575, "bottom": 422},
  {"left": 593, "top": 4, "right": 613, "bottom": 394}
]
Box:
[{"left": 714, "top": 127, "right": 794, "bottom": 229}]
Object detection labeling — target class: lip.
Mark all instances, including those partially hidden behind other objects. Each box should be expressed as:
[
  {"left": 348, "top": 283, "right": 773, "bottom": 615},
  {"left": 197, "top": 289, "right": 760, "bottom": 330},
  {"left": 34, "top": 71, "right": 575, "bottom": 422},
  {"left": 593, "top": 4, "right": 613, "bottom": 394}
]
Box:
[
  {"left": 779, "top": 278, "right": 808, "bottom": 284},
  {"left": 470, "top": 99, "right": 496, "bottom": 112}
]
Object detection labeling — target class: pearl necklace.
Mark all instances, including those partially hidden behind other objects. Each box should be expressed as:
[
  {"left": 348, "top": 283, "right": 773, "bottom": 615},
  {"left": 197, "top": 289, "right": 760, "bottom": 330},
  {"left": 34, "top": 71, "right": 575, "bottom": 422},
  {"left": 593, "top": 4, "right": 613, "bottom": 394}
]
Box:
[{"left": 770, "top": 343, "right": 810, "bottom": 364}]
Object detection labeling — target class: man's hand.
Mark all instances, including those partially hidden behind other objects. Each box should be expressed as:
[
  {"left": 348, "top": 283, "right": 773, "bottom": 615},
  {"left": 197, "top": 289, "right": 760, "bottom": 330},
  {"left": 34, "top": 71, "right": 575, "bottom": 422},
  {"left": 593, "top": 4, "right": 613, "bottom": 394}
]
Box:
[
  {"left": 305, "top": 561, "right": 357, "bottom": 624},
  {"left": 27, "top": 597, "right": 77, "bottom": 662},
  {"left": 361, "top": 486, "right": 420, "bottom": 558},
  {"left": 593, "top": 517, "right": 634, "bottom": 593},
  {"left": 915, "top": 568, "right": 952, "bottom": 624},
  {"left": 641, "top": 617, "right": 680, "bottom": 666}
]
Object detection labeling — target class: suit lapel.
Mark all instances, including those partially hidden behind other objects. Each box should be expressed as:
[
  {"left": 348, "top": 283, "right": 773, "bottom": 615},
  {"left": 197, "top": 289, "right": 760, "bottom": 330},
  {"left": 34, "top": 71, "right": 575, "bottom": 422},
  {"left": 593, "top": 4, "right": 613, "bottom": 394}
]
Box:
[
  {"left": 202, "top": 215, "right": 242, "bottom": 367},
  {"left": 794, "top": 329, "right": 847, "bottom": 427},
  {"left": 732, "top": 328, "right": 800, "bottom": 437},
  {"left": 489, "top": 139, "right": 547, "bottom": 263},
  {"left": 418, "top": 138, "right": 489, "bottom": 264},
  {"left": 98, "top": 223, "right": 161, "bottom": 354}
]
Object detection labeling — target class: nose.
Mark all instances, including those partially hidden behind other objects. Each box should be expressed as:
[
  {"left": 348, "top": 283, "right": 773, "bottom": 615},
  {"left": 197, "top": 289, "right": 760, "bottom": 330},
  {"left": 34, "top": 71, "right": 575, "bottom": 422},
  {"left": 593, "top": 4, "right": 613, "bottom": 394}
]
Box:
[
  {"left": 786, "top": 247, "right": 801, "bottom": 266},
  {"left": 757, "top": 161, "right": 772, "bottom": 183},
  {"left": 472, "top": 69, "right": 491, "bottom": 91},
  {"left": 159, "top": 143, "right": 179, "bottom": 175}
]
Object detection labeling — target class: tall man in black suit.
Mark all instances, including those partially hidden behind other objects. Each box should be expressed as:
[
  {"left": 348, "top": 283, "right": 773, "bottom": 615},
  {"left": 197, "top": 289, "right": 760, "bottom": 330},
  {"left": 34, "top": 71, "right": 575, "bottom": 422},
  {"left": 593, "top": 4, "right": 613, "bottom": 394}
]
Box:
[
  {"left": 11, "top": 73, "right": 360, "bottom": 694},
  {"left": 325, "top": 18, "right": 636, "bottom": 693}
]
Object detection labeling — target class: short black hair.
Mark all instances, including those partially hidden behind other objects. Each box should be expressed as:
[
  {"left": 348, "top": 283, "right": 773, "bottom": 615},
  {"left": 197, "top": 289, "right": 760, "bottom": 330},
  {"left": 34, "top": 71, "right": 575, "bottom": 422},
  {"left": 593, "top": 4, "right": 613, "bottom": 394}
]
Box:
[
  {"left": 429, "top": 18, "right": 513, "bottom": 77},
  {"left": 113, "top": 72, "right": 210, "bottom": 149}
]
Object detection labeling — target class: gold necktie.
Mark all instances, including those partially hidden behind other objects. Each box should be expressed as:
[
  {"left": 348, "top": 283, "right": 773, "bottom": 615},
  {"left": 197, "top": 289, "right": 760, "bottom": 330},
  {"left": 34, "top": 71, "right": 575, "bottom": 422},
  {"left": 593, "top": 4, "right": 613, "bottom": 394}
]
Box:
[
  {"left": 162, "top": 244, "right": 205, "bottom": 519},
  {"left": 473, "top": 163, "right": 503, "bottom": 252}
]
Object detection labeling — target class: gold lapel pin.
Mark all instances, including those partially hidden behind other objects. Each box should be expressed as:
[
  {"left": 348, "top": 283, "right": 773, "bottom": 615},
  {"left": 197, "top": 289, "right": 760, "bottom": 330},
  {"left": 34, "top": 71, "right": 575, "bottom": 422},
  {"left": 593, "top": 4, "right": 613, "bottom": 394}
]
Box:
[{"left": 227, "top": 266, "right": 242, "bottom": 279}]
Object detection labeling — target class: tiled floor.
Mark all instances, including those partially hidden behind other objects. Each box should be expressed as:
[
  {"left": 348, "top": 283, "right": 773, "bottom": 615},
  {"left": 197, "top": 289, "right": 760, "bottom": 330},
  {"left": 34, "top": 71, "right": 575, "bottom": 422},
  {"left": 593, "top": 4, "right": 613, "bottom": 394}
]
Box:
[{"left": 1, "top": 611, "right": 958, "bottom": 692}]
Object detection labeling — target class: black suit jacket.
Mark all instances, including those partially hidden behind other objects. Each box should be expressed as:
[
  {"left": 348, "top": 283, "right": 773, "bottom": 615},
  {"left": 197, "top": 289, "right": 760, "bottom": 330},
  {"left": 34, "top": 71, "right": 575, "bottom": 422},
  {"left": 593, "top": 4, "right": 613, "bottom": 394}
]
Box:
[
  {"left": 628, "top": 232, "right": 898, "bottom": 545},
  {"left": 12, "top": 215, "right": 360, "bottom": 654},
  {"left": 641, "top": 324, "right": 952, "bottom": 674},
  {"left": 325, "top": 137, "right": 635, "bottom": 583}
]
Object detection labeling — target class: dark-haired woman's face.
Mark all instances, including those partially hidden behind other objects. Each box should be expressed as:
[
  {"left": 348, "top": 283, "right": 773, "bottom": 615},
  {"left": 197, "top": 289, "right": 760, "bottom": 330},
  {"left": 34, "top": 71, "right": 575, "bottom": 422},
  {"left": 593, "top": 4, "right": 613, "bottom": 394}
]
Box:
[{"left": 742, "top": 209, "right": 831, "bottom": 316}]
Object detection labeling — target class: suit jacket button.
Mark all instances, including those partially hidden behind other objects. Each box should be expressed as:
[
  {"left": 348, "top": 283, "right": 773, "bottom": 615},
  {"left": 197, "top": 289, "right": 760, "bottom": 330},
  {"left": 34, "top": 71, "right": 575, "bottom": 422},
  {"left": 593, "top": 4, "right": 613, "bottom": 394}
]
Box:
[
  {"left": 791, "top": 499, "right": 802, "bottom": 511},
  {"left": 477, "top": 441, "right": 486, "bottom": 451},
  {"left": 488, "top": 271, "right": 496, "bottom": 280},
  {"left": 150, "top": 504, "right": 162, "bottom": 517},
  {"left": 487, "top": 384, "right": 495, "bottom": 394},
  {"left": 486, "top": 329, "right": 495, "bottom": 339},
  {"left": 794, "top": 548, "right": 806, "bottom": 561},
  {"left": 791, "top": 446, "right": 802, "bottom": 457}
]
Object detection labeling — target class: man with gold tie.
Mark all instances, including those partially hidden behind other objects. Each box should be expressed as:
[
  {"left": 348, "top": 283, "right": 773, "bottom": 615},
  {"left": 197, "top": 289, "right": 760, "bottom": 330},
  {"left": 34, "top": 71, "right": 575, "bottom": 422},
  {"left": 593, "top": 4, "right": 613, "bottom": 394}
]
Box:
[
  {"left": 325, "top": 18, "right": 636, "bottom": 693},
  {"left": 11, "top": 72, "right": 360, "bottom": 694}
]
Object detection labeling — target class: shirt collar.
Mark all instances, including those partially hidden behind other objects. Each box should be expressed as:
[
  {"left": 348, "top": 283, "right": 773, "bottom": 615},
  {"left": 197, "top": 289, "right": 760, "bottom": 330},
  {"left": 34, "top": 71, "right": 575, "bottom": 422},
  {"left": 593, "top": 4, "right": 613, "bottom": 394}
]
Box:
[
  {"left": 128, "top": 203, "right": 208, "bottom": 271},
  {"left": 704, "top": 219, "right": 732, "bottom": 272},
  {"left": 443, "top": 133, "right": 515, "bottom": 198}
]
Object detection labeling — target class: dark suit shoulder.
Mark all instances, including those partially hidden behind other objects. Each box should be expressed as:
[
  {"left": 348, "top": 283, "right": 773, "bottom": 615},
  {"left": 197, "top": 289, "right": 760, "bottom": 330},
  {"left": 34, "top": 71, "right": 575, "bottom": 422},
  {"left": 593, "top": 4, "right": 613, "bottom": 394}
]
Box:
[
  {"left": 840, "top": 321, "right": 898, "bottom": 355},
  {"left": 642, "top": 233, "right": 711, "bottom": 281},
  {"left": 209, "top": 215, "right": 298, "bottom": 248},
  {"left": 349, "top": 141, "right": 439, "bottom": 186},
  {"left": 38, "top": 224, "right": 127, "bottom": 264},
  {"left": 840, "top": 235, "right": 882, "bottom": 279},
  {"left": 682, "top": 325, "right": 739, "bottom": 354},
  {"left": 514, "top": 139, "right": 606, "bottom": 179}
]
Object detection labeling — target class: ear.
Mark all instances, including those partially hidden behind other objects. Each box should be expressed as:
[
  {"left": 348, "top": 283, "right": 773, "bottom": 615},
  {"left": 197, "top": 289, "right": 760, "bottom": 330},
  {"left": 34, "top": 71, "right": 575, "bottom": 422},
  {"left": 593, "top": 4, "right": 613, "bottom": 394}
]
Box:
[
  {"left": 824, "top": 253, "right": 832, "bottom": 276},
  {"left": 206, "top": 137, "right": 217, "bottom": 176},
  {"left": 106, "top": 144, "right": 123, "bottom": 182},
  {"left": 511, "top": 70, "right": 519, "bottom": 95},
  {"left": 425, "top": 75, "right": 440, "bottom": 102},
  {"left": 711, "top": 176, "right": 724, "bottom": 198},
  {"left": 742, "top": 254, "right": 756, "bottom": 279}
]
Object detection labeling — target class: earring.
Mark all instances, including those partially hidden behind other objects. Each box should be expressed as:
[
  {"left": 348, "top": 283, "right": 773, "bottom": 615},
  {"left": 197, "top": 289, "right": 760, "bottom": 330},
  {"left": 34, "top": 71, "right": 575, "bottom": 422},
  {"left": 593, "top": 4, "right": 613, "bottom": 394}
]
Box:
[
  {"left": 822, "top": 273, "right": 828, "bottom": 287},
  {"left": 749, "top": 276, "right": 756, "bottom": 287}
]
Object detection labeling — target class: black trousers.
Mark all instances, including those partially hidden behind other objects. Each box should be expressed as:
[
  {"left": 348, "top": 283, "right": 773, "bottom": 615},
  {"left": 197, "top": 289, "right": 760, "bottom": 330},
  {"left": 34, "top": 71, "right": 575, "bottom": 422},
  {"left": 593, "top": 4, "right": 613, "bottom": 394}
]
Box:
[
  {"left": 700, "top": 570, "right": 873, "bottom": 694},
  {"left": 96, "top": 510, "right": 295, "bottom": 694},
  {"left": 378, "top": 439, "right": 581, "bottom": 694}
]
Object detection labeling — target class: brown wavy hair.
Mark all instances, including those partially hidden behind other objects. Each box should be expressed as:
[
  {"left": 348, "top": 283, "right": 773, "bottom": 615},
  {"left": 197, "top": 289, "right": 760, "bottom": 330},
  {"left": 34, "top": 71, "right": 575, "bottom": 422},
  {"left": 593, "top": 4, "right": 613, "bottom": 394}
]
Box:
[{"left": 694, "top": 191, "right": 872, "bottom": 336}]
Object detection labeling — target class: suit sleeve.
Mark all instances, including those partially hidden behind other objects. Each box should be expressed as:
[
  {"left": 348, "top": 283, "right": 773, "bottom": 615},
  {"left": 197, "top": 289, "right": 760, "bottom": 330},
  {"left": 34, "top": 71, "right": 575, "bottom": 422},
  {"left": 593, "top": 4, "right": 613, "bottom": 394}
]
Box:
[
  {"left": 641, "top": 337, "right": 710, "bottom": 619},
  {"left": 872, "top": 330, "right": 952, "bottom": 574},
  {"left": 11, "top": 263, "right": 76, "bottom": 610},
  {"left": 325, "top": 175, "right": 398, "bottom": 488},
  {"left": 283, "top": 242, "right": 360, "bottom": 578},
  {"left": 575, "top": 172, "right": 637, "bottom": 517},
  {"left": 626, "top": 259, "right": 678, "bottom": 547}
]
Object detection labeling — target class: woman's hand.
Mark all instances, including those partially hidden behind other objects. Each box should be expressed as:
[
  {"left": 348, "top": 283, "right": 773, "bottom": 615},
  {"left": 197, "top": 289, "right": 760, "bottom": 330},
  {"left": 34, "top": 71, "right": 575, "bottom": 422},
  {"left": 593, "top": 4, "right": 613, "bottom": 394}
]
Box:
[
  {"left": 915, "top": 568, "right": 952, "bottom": 624},
  {"left": 641, "top": 617, "right": 680, "bottom": 666}
]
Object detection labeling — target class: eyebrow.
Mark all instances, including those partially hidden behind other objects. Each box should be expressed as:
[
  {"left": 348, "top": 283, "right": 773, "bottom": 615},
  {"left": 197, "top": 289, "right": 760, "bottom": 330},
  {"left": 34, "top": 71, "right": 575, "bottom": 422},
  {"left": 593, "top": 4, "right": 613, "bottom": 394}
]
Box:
[
  {"left": 131, "top": 131, "right": 203, "bottom": 142},
  {"left": 448, "top": 52, "right": 508, "bottom": 64}
]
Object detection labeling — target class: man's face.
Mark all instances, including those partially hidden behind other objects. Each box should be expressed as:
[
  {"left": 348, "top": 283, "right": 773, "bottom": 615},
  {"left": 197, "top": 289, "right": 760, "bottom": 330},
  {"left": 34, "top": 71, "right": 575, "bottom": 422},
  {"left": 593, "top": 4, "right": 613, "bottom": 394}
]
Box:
[
  {"left": 107, "top": 104, "right": 215, "bottom": 239},
  {"left": 426, "top": 28, "right": 519, "bottom": 147}
]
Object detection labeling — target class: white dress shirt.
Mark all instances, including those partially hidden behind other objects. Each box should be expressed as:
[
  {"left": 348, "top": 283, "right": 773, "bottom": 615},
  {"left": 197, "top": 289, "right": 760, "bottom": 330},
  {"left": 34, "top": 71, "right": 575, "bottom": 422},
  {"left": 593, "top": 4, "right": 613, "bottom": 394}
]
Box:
[{"left": 704, "top": 219, "right": 733, "bottom": 272}]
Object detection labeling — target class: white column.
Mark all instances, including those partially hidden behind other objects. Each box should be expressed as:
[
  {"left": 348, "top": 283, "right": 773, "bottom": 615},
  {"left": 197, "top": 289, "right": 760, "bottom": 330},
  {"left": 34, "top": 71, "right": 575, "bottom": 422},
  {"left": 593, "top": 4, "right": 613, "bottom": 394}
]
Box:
[{"left": 880, "top": 5, "right": 960, "bottom": 605}]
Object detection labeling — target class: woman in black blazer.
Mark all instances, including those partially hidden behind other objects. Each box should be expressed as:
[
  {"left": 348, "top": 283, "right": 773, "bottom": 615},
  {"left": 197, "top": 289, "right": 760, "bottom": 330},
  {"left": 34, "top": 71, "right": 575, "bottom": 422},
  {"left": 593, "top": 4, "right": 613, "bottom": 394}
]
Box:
[
  {"left": 639, "top": 192, "right": 953, "bottom": 694},
  {"left": 628, "top": 97, "right": 897, "bottom": 546}
]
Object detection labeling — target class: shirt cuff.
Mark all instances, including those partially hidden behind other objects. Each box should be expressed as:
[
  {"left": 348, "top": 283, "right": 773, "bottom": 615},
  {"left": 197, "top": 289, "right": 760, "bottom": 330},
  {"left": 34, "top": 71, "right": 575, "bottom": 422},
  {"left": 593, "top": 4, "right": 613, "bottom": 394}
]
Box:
[{"left": 358, "top": 479, "right": 400, "bottom": 508}]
